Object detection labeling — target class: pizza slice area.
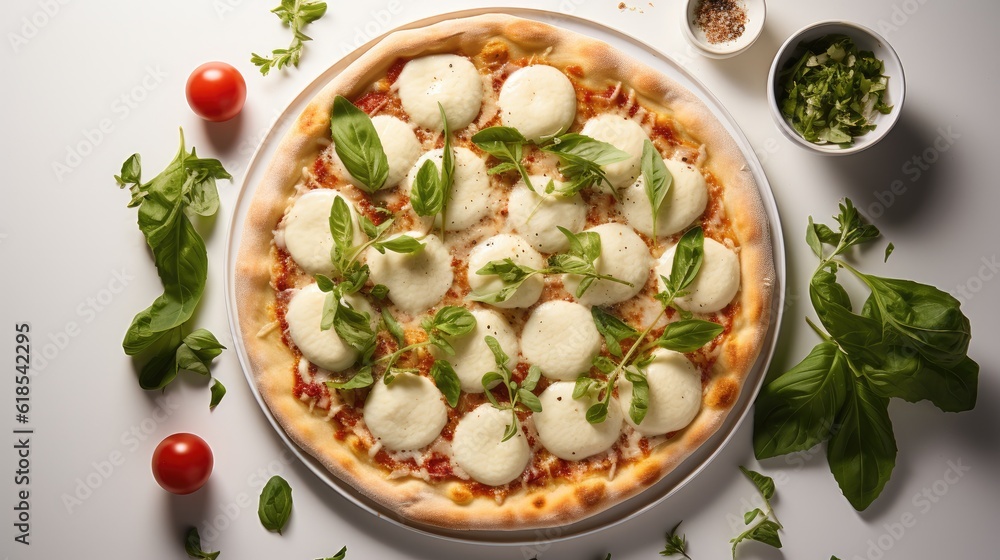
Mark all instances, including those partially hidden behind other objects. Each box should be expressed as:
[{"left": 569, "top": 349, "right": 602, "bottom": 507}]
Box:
[{"left": 265, "top": 42, "right": 746, "bottom": 501}]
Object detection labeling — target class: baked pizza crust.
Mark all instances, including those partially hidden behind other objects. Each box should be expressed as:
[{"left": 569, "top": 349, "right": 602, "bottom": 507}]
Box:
[{"left": 235, "top": 13, "right": 774, "bottom": 531}]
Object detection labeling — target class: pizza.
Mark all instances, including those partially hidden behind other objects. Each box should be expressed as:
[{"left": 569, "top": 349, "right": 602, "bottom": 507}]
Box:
[{"left": 234, "top": 14, "right": 774, "bottom": 531}]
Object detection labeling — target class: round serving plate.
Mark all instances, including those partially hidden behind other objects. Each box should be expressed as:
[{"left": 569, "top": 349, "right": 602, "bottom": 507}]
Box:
[{"left": 223, "top": 6, "right": 786, "bottom": 546}]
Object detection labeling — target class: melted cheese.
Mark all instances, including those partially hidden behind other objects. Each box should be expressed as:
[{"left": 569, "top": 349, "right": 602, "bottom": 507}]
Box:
[
  {"left": 467, "top": 233, "right": 545, "bottom": 309},
  {"left": 430, "top": 308, "right": 518, "bottom": 393},
  {"left": 396, "top": 54, "right": 483, "bottom": 130},
  {"left": 286, "top": 284, "right": 375, "bottom": 372},
  {"left": 520, "top": 301, "right": 602, "bottom": 381},
  {"left": 404, "top": 147, "right": 491, "bottom": 232},
  {"left": 562, "top": 223, "right": 650, "bottom": 306},
  {"left": 506, "top": 175, "right": 587, "bottom": 253},
  {"left": 534, "top": 381, "right": 623, "bottom": 461},
  {"left": 281, "top": 190, "right": 364, "bottom": 275},
  {"left": 452, "top": 404, "right": 530, "bottom": 486},
  {"left": 363, "top": 372, "right": 448, "bottom": 451},
  {"left": 657, "top": 237, "right": 740, "bottom": 313},
  {"left": 498, "top": 65, "right": 577, "bottom": 142},
  {"left": 619, "top": 158, "right": 709, "bottom": 238},
  {"left": 366, "top": 232, "right": 453, "bottom": 315},
  {"left": 617, "top": 349, "right": 701, "bottom": 436},
  {"left": 580, "top": 115, "right": 649, "bottom": 189}
]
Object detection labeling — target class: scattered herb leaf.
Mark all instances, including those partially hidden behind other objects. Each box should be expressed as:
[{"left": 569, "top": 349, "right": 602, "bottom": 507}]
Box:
[
  {"left": 251, "top": 0, "right": 328, "bottom": 76},
  {"left": 258, "top": 475, "right": 293, "bottom": 534}
]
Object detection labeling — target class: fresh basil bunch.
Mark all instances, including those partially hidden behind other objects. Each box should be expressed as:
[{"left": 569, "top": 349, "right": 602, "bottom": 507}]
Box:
[{"left": 754, "top": 199, "right": 979, "bottom": 511}]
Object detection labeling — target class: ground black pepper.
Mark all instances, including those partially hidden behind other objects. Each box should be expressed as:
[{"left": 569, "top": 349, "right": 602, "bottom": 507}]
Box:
[{"left": 694, "top": 0, "right": 747, "bottom": 44}]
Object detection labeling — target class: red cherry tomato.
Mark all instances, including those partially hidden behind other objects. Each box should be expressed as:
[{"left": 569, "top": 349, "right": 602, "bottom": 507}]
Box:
[
  {"left": 186, "top": 62, "right": 246, "bottom": 122},
  {"left": 151, "top": 433, "right": 214, "bottom": 495}
]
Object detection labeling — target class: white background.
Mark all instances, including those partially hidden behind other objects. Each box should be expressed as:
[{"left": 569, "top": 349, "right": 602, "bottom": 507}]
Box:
[{"left": 2, "top": 0, "right": 999, "bottom": 559}]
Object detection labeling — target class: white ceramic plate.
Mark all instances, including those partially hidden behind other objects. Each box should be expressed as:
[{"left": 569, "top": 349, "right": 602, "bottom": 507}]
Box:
[{"left": 224, "top": 7, "right": 786, "bottom": 545}]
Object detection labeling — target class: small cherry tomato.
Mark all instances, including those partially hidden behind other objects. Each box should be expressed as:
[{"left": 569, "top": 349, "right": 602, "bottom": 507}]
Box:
[
  {"left": 151, "top": 433, "right": 214, "bottom": 495},
  {"left": 186, "top": 61, "right": 246, "bottom": 122}
]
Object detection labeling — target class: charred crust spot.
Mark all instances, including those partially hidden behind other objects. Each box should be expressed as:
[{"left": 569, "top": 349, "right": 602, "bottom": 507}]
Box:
[
  {"left": 639, "top": 464, "right": 661, "bottom": 487},
  {"left": 449, "top": 485, "right": 474, "bottom": 505},
  {"left": 574, "top": 482, "right": 606, "bottom": 507},
  {"left": 532, "top": 496, "right": 546, "bottom": 509},
  {"left": 707, "top": 376, "right": 739, "bottom": 408}
]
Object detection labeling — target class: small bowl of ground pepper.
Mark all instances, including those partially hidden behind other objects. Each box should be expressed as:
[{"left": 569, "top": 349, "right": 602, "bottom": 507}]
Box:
[{"left": 683, "top": 0, "right": 765, "bottom": 59}]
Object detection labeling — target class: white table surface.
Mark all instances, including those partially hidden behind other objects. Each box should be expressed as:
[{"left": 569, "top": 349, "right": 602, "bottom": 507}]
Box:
[{"left": 2, "top": 0, "right": 998, "bottom": 558}]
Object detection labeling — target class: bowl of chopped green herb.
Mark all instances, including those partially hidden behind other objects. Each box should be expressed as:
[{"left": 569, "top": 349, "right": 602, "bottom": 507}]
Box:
[{"left": 768, "top": 21, "right": 904, "bottom": 155}]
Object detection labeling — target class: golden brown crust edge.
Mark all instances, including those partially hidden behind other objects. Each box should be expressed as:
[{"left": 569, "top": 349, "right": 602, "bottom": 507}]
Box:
[{"left": 234, "top": 13, "right": 774, "bottom": 531}]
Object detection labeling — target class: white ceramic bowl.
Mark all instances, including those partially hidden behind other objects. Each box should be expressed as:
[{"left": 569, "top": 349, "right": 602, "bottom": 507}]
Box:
[
  {"left": 767, "top": 20, "right": 905, "bottom": 156},
  {"left": 682, "top": 0, "right": 766, "bottom": 59}
]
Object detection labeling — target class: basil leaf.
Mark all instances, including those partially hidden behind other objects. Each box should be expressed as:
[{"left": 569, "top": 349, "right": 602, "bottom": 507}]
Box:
[
  {"left": 184, "top": 527, "right": 220, "bottom": 560},
  {"left": 625, "top": 369, "right": 649, "bottom": 425},
  {"left": 317, "top": 547, "right": 347, "bottom": 560},
  {"left": 328, "top": 195, "right": 355, "bottom": 267},
  {"left": 827, "top": 378, "right": 897, "bottom": 511},
  {"left": 740, "top": 519, "right": 782, "bottom": 551},
  {"left": 326, "top": 367, "right": 374, "bottom": 390},
  {"left": 471, "top": 126, "right": 534, "bottom": 191},
  {"left": 209, "top": 378, "right": 226, "bottom": 410},
  {"left": 439, "top": 103, "right": 455, "bottom": 196},
  {"left": 806, "top": 216, "right": 823, "bottom": 259},
  {"left": 739, "top": 466, "right": 775, "bottom": 501},
  {"left": 330, "top": 96, "right": 388, "bottom": 192},
  {"left": 430, "top": 360, "right": 461, "bottom": 407},
  {"left": 640, "top": 139, "right": 672, "bottom": 241},
  {"left": 586, "top": 402, "right": 608, "bottom": 424},
  {"left": 884, "top": 242, "right": 895, "bottom": 262},
  {"left": 484, "top": 335, "right": 510, "bottom": 366},
  {"left": 372, "top": 234, "right": 424, "bottom": 254},
  {"left": 410, "top": 159, "right": 443, "bottom": 217},
  {"left": 315, "top": 274, "right": 336, "bottom": 292},
  {"left": 518, "top": 388, "right": 542, "bottom": 413},
  {"left": 431, "top": 306, "right": 477, "bottom": 336},
  {"left": 501, "top": 416, "right": 519, "bottom": 442},
  {"left": 860, "top": 274, "right": 972, "bottom": 368},
  {"left": 258, "top": 475, "right": 293, "bottom": 533},
  {"left": 381, "top": 308, "right": 405, "bottom": 346},
  {"left": 591, "top": 307, "right": 639, "bottom": 358},
  {"left": 542, "top": 133, "right": 629, "bottom": 194},
  {"left": 115, "top": 153, "right": 144, "bottom": 207},
  {"left": 809, "top": 268, "right": 883, "bottom": 362},
  {"left": 369, "top": 283, "right": 389, "bottom": 300},
  {"left": 482, "top": 371, "right": 504, "bottom": 395},
  {"left": 523, "top": 365, "right": 542, "bottom": 392},
  {"left": 669, "top": 226, "right": 705, "bottom": 293},
  {"left": 332, "top": 301, "right": 375, "bottom": 353},
  {"left": 864, "top": 348, "right": 979, "bottom": 413},
  {"left": 753, "top": 341, "right": 850, "bottom": 459},
  {"left": 592, "top": 355, "right": 617, "bottom": 374},
  {"left": 574, "top": 375, "right": 600, "bottom": 399},
  {"left": 656, "top": 319, "right": 723, "bottom": 353},
  {"left": 320, "top": 291, "right": 337, "bottom": 331}
]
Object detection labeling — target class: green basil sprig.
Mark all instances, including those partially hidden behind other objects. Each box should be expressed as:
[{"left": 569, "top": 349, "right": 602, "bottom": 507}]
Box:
[
  {"left": 184, "top": 527, "right": 219, "bottom": 560},
  {"left": 410, "top": 103, "right": 455, "bottom": 237},
  {"left": 471, "top": 125, "right": 629, "bottom": 198},
  {"left": 481, "top": 336, "right": 542, "bottom": 442},
  {"left": 251, "top": 0, "right": 328, "bottom": 76},
  {"left": 323, "top": 306, "right": 474, "bottom": 397},
  {"left": 471, "top": 126, "right": 537, "bottom": 193},
  {"left": 576, "top": 226, "right": 722, "bottom": 425},
  {"left": 640, "top": 139, "right": 673, "bottom": 244},
  {"left": 730, "top": 467, "right": 783, "bottom": 558},
  {"left": 468, "top": 227, "right": 633, "bottom": 304},
  {"left": 258, "top": 475, "right": 293, "bottom": 534},
  {"left": 330, "top": 95, "right": 388, "bottom": 193},
  {"left": 753, "top": 199, "right": 979, "bottom": 511},
  {"left": 541, "top": 133, "right": 630, "bottom": 197},
  {"left": 116, "top": 130, "right": 230, "bottom": 408}
]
